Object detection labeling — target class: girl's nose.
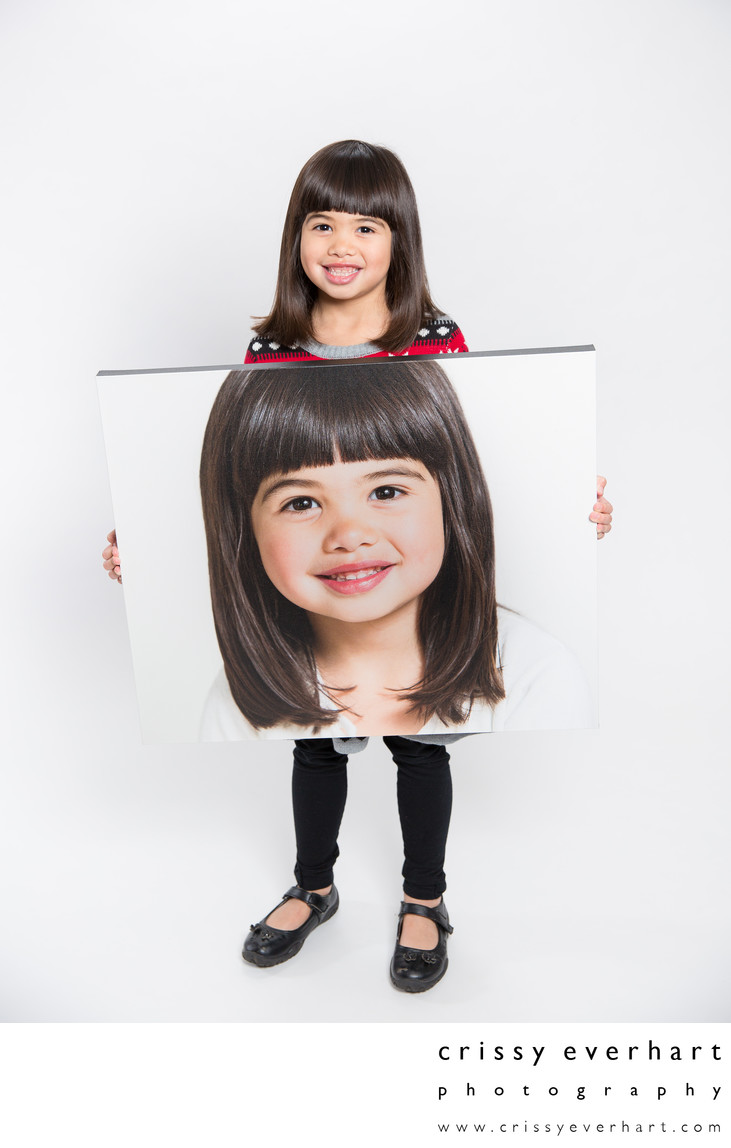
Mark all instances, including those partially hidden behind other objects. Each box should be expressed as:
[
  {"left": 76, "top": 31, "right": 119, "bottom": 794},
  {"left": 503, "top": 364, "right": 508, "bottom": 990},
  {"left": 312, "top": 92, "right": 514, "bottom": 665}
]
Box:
[
  {"left": 323, "top": 511, "right": 377, "bottom": 553},
  {"left": 328, "top": 230, "right": 355, "bottom": 258}
]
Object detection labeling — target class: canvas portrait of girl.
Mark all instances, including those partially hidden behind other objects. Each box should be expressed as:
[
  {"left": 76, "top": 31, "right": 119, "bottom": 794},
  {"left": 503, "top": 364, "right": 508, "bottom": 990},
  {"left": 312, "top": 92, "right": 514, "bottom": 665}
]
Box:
[
  {"left": 97, "top": 346, "right": 597, "bottom": 746},
  {"left": 198, "top": 358, "right": 594, "bottom": 744}
]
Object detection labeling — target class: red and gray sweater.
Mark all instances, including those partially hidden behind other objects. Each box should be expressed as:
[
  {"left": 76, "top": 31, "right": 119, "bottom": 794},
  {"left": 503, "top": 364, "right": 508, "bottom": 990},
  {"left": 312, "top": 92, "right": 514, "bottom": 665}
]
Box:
[{"left": 244, "top": 316, "right": 468, "bottom": 363}]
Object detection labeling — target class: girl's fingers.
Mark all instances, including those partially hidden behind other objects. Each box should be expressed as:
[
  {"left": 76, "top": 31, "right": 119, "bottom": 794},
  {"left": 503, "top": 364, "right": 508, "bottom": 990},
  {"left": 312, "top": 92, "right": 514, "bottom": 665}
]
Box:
[
  {"left": 103, "top": 530, "right": 122, "bottom": 583},
  {"left": 102, "top": 554, "right": 122, "bottom": 582},
  {"left": 593, "top": 482, "right": 613, "bottom": 539}
]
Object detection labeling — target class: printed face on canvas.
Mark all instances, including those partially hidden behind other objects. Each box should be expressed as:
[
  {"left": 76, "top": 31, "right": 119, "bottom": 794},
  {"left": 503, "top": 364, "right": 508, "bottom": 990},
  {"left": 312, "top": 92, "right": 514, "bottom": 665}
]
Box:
[{"left": 250, "top": 458, "right": 445, "bottom": 627}]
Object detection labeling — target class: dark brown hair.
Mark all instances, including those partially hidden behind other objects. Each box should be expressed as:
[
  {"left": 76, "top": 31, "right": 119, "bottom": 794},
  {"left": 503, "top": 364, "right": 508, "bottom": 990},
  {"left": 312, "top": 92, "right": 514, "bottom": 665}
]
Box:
[
  {"left": 253, "top": 140, "right": 440, "bottom": 352},
  {"left": 200, "top": 359, "right": 504, "bottom": 731}
]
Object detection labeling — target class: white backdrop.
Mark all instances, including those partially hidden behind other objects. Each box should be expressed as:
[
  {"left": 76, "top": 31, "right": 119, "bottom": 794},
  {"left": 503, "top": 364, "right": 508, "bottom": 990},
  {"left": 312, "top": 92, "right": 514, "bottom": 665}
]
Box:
[{"left": 1, "top": 0, "right": 729, "bottom": 1140}]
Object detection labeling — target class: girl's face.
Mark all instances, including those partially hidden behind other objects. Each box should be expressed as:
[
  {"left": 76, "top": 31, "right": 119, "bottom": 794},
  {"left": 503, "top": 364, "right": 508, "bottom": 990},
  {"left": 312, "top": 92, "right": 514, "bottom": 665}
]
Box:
[
  {"left": 300, "top": 210, "right": 392, "bottom": 308},
  {"left": 251, "top": 457, "right": 444, "bottom": 627}
]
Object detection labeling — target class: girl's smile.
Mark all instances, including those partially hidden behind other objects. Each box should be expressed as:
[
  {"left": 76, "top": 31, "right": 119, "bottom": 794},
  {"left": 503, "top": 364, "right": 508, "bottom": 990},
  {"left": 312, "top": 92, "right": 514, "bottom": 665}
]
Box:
[
  {"left": 316, "top": 560, "right": 394, "bottom": 595},
  {"left": 251, "top": 457, "right": 444, "bottom": 626},
  {"left": 300, "top": 210, "right": 392, "bottom": 306},
  {"left": 322, "top": 266, "right": 362, "bottom": 286}
]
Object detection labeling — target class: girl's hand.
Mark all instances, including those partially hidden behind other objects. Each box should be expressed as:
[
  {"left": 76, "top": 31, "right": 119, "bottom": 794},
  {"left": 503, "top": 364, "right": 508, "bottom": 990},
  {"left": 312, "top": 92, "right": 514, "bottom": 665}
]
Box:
[
  {"left": 102, "top": 529, "right": 122, "bottom": 582},
  {"left": 590, "top": 476, "right": 613, "bottom": 540}
]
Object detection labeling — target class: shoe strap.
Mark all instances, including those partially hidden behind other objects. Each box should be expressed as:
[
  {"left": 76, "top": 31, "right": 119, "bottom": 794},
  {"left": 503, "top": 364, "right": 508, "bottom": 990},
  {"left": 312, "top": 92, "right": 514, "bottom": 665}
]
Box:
[
  {"left": 283, "top": 886, "right": 333, "bottom": 916},
  {"left": 399, "top": 901, "right": 454, "bottom": 935}
]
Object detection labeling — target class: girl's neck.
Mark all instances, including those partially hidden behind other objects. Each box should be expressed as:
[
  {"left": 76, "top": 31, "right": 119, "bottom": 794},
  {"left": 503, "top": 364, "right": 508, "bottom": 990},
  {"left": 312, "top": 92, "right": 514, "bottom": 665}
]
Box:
[
  {"left": 311, "top": 293, "right": 391, "bottom": 348},
  {"left": 310, "top": 606, "right": 426, "bottom": 734}
]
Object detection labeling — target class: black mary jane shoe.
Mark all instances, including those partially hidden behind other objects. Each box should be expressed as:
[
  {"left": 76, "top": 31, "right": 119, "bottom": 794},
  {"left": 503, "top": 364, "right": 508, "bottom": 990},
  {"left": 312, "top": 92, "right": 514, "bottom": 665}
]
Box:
[
  {"left": 390, "top": 900, "right": 453, "bottom": 993},
  {"left": 242, "top": 885, "right": 339, "bottom": 968}
]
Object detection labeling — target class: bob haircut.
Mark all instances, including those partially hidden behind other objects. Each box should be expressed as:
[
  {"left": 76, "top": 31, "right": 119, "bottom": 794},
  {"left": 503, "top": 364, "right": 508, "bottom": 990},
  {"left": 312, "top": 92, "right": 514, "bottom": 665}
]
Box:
[
  {"left": 253, "top": 139, "right": 439, "bottom": 353},
  {"left": 200, "top": 359, "right": 504, "bottom": 731}
]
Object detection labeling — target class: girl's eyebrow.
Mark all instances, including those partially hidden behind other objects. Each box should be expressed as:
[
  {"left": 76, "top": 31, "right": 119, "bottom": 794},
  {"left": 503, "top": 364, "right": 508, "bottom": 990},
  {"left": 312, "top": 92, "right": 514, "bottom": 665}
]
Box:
[
  {"left": 304, "top": 212, "right": 385, "bottom": 226},
  {"left": 361, "top": 467, "right": 426, "bottom": 483},
  {"left": 259, "top": 476, "right": 321, "bottom": 504}
]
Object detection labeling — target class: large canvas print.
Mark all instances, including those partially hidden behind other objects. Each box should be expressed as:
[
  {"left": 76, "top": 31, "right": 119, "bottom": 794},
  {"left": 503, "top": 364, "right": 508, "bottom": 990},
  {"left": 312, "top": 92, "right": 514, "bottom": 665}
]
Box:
[{"left": 98, "top": 348, "right": 597, "bottom": 743}]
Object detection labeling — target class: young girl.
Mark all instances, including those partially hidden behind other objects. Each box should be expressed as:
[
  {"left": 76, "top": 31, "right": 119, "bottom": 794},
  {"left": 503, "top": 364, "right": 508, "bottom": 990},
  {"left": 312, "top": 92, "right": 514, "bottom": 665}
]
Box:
[
  {"left": 243, "top": 138, "right": 469, "bottom": 363},
  {"left": 102, "top": 139, "right": 612, "bottom": 991},
  {"left": 198, "top": 359, "right": 594, "bottom": 991}
]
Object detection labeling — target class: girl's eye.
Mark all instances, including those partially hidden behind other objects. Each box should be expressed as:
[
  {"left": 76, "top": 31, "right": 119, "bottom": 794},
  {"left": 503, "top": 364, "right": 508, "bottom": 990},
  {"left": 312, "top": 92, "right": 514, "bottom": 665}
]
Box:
[
  {"left": 357, "top": 226, "right": 374, "bottom": 234},
  {"left": 370, "top": 486, "right": 404, "bottom": 501},
  {"left": 283, "top": 496, "right": 320, "bottom": 513},
  {"left": 313, "top": 224, "right": 332, "bottom": 232}
]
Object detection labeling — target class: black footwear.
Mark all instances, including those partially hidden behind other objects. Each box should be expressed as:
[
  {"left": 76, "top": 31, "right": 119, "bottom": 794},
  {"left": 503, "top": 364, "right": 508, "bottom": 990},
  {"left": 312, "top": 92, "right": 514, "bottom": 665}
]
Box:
[
  {"left": 390, "top": 900, "right": 453, "bottom": 993},
  {"left": 242, "top": 885, "right": 339, "bottom": 968}
]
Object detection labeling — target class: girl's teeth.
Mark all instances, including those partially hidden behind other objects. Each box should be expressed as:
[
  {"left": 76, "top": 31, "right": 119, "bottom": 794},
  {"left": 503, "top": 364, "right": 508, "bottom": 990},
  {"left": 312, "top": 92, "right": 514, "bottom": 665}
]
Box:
[
  {"left": 327, "top": 267, "right": 358, "bottom": 276},
  {"left": 329, "top": 567, "right": 382, "bottom": 581}
]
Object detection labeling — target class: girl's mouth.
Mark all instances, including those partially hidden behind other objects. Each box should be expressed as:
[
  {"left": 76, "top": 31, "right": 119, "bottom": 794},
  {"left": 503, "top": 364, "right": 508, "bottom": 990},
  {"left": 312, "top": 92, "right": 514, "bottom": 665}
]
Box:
[
  {"left": 317, "top": 563, "right": 393, "bottom": 595},
  {"left": 323, "top": 265, "right": 361, "bottom": 285}
]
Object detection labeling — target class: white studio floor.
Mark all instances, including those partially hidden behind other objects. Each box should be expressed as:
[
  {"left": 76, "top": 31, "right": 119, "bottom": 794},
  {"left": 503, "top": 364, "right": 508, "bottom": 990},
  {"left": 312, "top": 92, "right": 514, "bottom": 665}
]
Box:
[{"left": 2, "top": 705, "right": 725, "bottom": 1023}]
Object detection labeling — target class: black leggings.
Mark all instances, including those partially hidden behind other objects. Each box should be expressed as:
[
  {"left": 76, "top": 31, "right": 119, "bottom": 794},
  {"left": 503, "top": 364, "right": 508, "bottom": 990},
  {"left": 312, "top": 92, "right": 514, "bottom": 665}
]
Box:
[{"left": 292, "top": 737, "right": 452, "bottom": 900}]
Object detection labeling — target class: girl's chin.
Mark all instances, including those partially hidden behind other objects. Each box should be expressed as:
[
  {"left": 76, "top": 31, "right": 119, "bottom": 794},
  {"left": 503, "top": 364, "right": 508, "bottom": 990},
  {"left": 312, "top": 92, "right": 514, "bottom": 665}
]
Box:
[
  {"left": 310, "top": 605, "right": 397, "bottom": 624},
  {"left": 305, "top": 597, "right": 420, "bottom": 629}
]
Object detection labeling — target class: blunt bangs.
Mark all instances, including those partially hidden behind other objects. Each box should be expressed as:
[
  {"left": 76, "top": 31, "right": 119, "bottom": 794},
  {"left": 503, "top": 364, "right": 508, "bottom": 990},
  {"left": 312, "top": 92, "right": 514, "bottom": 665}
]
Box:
[
  {"left": 294, "top": 141, "right": 410, "bottom": 230},
  {"left": 228, "top": 362, "right": 455, "bottom": 505}
]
